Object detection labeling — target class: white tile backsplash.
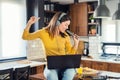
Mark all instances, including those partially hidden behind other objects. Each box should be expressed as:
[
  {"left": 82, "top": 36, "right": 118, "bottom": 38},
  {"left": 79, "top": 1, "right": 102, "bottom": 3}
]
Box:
[
  {"left": 26, "top": 36, "right": 102, "bottom": 59},
  {"left": 89, "top": 36, "right": 101, "bottom": 58},
  {"left": 26, "top": 38, "right": 46, "bottom": 60}
]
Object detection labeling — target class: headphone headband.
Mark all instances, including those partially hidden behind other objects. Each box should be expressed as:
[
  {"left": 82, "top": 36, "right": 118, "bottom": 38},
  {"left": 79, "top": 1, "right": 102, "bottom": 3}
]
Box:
[
  {"left": 58, "top": 13, "right": 66, "bottom": 21},
  {"left": 56, "top": 12, "right": 66, "bottom": 26}
]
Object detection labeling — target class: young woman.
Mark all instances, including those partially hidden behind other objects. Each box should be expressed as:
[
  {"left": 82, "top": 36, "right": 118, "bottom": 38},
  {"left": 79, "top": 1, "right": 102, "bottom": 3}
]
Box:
[{"left": 22, "top": 12, "right": 79, "bottom": 80}]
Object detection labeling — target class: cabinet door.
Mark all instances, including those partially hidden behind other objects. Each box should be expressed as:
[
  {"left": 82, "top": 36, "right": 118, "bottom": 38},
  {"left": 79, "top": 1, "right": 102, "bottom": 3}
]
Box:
[
  {"left": 92, "top": 61, "right": 108, "bottom": 71},
  {"left": 70, "top": 3, "right": 88, "bottom": 36},
  {"left": 30, "top": 65, "right": 44, "bottom": 74},
  {"left": 36, "top": 65, "right": 45, "bottom": 73},
  {"left": 81, "top": 60, "right": 92, "bottom": 68},
  {"left": 69, "top": 4, "right": 78, "bottom": 34},
  {"left": 78, "top": 3, "right": 88, "bottom": 36},
  {"left": 108, "top": 63, "right": 120, "bottom": 73}
]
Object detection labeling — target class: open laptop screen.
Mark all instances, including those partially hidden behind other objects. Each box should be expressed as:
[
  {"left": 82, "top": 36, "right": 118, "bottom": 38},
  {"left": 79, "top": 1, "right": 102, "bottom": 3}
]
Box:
[{"left": 47, "top": 54, "right": 81, "bottom": 69}]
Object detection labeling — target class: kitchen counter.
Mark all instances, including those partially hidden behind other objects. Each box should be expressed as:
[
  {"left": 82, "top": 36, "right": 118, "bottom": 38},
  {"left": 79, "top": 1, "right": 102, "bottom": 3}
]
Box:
[
  {"left": 81, "top": 55, "right": 120, "bottom": 73},
  {"left": 0, "top": 59, "right": 46, "bottom": 70},
  {"left": 74, "top": 70, "right": 120, "bottom": 80},
  {"left": 0, "top": 58, "right": 120, "bottom": 79},
  {"left": 99, "top": 71, "right": 120, "bottom": 78},
  {"left": 82, "top": 56, "right": 120, "bottom": 64}
]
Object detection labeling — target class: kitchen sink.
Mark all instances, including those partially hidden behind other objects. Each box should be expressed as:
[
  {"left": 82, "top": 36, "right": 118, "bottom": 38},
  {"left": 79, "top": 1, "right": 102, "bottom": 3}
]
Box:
[{"left": 99, "top": 54, "right": 120, "bottom": 61}]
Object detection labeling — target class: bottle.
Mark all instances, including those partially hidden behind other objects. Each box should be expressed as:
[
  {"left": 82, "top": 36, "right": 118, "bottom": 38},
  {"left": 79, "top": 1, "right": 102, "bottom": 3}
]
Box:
[{"left": 83, "top": 42, "right": 89, "bottom": 56}]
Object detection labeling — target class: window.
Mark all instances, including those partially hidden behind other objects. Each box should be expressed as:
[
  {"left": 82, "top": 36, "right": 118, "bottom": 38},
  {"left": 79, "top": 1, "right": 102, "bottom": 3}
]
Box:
[
  {"left": 104, "top": 45, "right": 120, "bottom": 54},
  {"left": 101, "top": 19, "right": 116, "bottom": 42},
  {"left": 0, "top": 0, "right": 26, "bottom": 61},
  {"left": 101, "top": 19, "right": 120, "bottom": 55}
]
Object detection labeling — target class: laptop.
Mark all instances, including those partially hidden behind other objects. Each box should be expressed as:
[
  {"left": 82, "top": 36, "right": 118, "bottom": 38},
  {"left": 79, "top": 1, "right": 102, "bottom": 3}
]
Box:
[{"left": 47, "top": 54, "right": 81, "bottom": 69}]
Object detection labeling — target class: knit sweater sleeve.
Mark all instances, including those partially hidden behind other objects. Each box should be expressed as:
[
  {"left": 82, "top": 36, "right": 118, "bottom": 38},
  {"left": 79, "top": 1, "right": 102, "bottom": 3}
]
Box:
[{"left": 22, "top": 29, "right": 43, "bottom": 40}]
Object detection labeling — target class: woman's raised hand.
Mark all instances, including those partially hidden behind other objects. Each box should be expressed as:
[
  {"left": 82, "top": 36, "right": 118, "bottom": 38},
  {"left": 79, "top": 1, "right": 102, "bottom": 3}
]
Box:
[
  {"left": 25, "top": 16, "right": 40, "bottom": 30},
  {"left": 28, "top": 16, "right": 40, "bottom": 25},
  {"left": 73, "top": 34, "right": 79, "bottom": 45}
]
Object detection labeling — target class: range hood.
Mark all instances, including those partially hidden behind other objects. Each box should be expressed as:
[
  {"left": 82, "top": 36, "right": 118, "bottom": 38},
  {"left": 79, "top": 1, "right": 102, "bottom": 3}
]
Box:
[{"left": 51, "top": 0, "right": 97, "bottom": 4}]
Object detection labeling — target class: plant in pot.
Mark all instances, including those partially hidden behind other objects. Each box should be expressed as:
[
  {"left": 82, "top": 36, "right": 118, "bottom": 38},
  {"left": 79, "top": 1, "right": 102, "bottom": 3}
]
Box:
[
  {"left": 89, "top": 15, "right": 94, "bottom": 23},
  {"left": 90, "top": 26, "right": 96, "bottom": 35}
]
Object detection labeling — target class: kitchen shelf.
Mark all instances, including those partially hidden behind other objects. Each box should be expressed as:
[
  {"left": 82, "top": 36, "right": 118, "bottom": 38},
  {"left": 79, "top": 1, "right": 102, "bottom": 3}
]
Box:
[
  {"left": 87, "top": 1, "right": 101, "bottom": 36},
  {"left": 45, "top": 10, "right": 57, "bottom": 14},
  {"left": 88, "top": 22, "right": 99, "bottom": 25},
  {"left": 44, "top": 1, "right": 58, "bottom": 26},
  {"left": 88, "top": 11, "right": 94, "bottom": 14},
  {"left": 44, "top": 1, "right": 69, "bottom": 26}
]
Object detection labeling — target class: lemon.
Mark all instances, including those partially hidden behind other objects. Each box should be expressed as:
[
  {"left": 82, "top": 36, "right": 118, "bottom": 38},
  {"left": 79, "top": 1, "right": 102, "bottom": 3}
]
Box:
[{"left": 77, "top": 67, "right": 83, "bottom": 74}]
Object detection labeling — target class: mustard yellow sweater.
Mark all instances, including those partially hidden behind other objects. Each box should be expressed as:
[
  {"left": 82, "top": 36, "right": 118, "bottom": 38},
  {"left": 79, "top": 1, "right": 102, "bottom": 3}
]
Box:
[{"left": 22, "top": 28, "right": 77, "bottom": 56}]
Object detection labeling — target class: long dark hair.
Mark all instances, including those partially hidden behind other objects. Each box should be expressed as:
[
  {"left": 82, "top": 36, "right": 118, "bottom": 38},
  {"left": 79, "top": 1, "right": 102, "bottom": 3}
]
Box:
[{"left": 46, "top": 12, "right": 71, "bottom": 38}]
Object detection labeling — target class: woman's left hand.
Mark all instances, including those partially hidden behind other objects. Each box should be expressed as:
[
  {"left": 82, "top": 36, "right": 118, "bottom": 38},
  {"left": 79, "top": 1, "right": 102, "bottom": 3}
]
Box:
[{"left": 73, "top": 34, "right": 79, "bottom": 45}]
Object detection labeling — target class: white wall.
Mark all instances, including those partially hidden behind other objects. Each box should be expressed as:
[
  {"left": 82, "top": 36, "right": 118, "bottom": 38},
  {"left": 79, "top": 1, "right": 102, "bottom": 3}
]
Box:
[
  {"left": 102, "top": 0, "right": 120, "bottom": 42},
  {"left": 116, "top": 21, "right": 120, "bottom": 42}
]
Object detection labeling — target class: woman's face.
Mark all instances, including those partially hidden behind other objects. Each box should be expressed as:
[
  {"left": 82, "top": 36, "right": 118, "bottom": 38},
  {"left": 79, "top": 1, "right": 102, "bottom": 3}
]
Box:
[{"left": 58, "top": 20, "right": 70, "bottom": 33}]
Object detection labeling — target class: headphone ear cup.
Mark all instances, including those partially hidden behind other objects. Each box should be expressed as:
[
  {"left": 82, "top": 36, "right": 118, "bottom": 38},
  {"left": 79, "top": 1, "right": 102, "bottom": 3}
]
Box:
[{"left": 56, "top": 20, "right": 60, "bottom": 26}]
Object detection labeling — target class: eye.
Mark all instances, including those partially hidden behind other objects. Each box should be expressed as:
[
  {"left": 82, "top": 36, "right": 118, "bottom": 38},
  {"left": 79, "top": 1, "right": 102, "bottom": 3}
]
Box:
[
  {"left": 65, "top": 23, "right": 69, "bottom": 27},
  {"left": 65, "top": 24, "right": 68, "bottom": 26}
]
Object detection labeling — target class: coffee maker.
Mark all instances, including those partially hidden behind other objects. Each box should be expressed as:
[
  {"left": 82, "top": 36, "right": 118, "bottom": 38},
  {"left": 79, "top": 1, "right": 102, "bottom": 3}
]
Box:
[{"left": 83, "top": 42, "right": 89, "bottom": 56}]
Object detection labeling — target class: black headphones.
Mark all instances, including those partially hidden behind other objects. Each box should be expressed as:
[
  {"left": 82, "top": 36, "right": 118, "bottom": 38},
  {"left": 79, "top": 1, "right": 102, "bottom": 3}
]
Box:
[{"left": 56, "top": 13, "right": 66, "bottom": 26}]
